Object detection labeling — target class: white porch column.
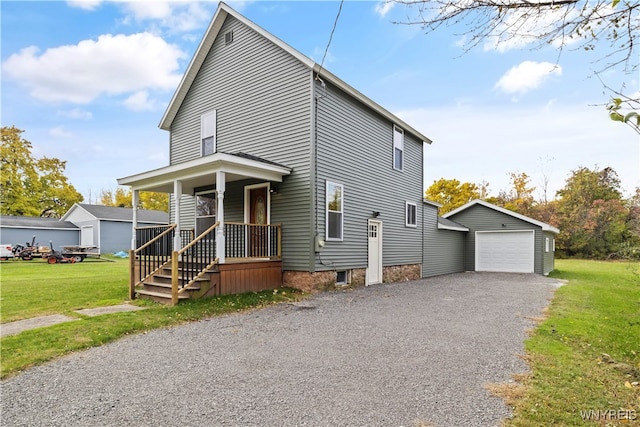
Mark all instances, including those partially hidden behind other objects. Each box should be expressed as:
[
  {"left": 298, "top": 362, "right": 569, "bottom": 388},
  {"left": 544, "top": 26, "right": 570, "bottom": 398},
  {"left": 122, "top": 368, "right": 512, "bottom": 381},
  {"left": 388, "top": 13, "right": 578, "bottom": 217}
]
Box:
[
  {"left": 173, "top": 180, "right": 183, "bottom": 250},
  {"left": 216, "top": 171, "right": 226, "bottom": 263},
  {"left": 131, "top": 189, "right": 139, "bottom": 250}
]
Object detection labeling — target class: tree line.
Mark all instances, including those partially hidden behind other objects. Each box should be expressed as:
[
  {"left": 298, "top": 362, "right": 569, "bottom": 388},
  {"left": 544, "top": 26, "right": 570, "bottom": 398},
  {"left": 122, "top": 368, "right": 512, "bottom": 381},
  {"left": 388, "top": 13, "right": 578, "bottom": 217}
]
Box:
[
  {"left": 1, "top": 126, "right": 168, "bottom": 217},
  {"left": 427, "top": 168, "right": 640, "bottom": 260}
]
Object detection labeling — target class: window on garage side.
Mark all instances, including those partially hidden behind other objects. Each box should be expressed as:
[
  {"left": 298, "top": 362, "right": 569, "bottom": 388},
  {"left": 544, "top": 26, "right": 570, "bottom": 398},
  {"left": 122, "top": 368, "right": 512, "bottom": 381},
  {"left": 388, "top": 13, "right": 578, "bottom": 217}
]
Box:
[
  {"left": 326, "top": 181, "right": 343, "bottom": 241},
  {"left": 406, "top": 202, "right": 417, "bottom": 227},
  {"left": 393, "top": 125, "right": 404, "bottom": 171}
]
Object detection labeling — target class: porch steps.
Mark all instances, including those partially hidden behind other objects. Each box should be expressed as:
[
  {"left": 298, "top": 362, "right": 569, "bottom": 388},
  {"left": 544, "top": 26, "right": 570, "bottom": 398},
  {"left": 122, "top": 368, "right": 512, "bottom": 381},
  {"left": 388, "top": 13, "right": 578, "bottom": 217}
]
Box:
[{"left": 136, "top": 262, "right": 219, "bottom": 304}]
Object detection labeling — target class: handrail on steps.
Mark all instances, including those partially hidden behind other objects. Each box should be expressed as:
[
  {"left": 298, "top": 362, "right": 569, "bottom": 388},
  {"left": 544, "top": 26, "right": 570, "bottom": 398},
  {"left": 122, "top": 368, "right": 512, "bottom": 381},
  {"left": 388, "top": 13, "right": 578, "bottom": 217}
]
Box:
[
  {"left": 171, "top": 221, "right": 220, "bottom": 305},
  {"left": 128, "top": 224, "right": 176, "bottom": 300}
]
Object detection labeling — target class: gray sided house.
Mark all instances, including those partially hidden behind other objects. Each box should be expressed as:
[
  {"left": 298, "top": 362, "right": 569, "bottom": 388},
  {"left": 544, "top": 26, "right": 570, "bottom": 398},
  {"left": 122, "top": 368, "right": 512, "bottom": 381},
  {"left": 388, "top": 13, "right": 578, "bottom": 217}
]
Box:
[
  {"left": 118, "top": 1, "right": 431, "bottom": 292},
  {"left": 442, "top": 200, "right": 559, "bottom": 275},
  {"left": 421, "top": 200, "right": 468, "bottom": 278},
  {"left": 61, "top": 204, "right": 169, "bottom": 254},
  {"left": 0, "top": 216, "right": 80, "bottom": 248}
]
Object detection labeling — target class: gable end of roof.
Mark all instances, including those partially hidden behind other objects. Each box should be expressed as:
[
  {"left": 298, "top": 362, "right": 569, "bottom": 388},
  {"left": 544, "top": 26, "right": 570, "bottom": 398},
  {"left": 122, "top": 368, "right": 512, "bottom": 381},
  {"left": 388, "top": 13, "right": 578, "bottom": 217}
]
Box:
[{"left": 443, "top": 199, "right": 559, "bottom": 233}]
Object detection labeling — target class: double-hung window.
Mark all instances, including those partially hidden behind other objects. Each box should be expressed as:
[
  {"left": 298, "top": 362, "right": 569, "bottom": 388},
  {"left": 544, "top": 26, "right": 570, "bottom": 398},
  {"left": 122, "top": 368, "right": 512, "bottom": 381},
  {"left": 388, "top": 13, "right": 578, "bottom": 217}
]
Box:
[
  {"left": 406, "top": 202, "right": 417, "bottom": 227},
  {"left": 201, "top": 110, "right": 217, "bottom": 156},
  {"left": 393, "top": 125, "right": 404, "bottom": 171},
  {"left": 326, "top": 181, "right": 343, "bottom": 241}
]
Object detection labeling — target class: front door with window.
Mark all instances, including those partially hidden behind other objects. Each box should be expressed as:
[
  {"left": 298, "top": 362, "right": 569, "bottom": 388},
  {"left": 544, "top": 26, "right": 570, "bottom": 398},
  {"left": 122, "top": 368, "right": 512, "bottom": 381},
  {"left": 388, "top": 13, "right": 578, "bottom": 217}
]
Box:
[
  {"left": 249, "top": 186, "right": 268, "bottom": 257},
  {"left": 367, "top": 220, "right": 382, "bottom": 285}
]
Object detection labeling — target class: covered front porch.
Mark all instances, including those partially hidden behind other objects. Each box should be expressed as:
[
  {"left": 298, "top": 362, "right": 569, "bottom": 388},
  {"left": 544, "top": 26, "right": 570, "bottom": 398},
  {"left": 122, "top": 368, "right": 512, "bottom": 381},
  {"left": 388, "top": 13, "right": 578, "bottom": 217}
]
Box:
[{"left": 117, "top": 152, "right": 291, "bottom": 305}]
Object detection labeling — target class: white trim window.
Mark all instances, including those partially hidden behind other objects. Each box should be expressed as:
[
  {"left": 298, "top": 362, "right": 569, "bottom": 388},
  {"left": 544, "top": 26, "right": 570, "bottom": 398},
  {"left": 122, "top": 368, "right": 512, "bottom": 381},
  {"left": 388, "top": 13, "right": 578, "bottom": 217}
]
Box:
[
  {"left": 545, "top": 237, "right": 550, "bottom": 252},
  {"left": 406, "top": 202, "right": 417, "bottom": 227},
  {"left": 201, "top": 110, "right": 217, "bottom": 156},
  {"left": 326, "top": 181, "right": 343, "bottom": 241},
  {"left": 393, "top": 125, "right": 404, "bottom": 171}
]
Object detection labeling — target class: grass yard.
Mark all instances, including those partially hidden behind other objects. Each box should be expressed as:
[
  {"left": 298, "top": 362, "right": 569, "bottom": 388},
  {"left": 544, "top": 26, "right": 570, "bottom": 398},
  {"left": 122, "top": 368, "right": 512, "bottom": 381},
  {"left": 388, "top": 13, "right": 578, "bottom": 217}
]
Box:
[
  {"left": 0, "top": 257, "right": 302, "bottom": 378},
  {"left": 1, "top": 257, "right": 130, "bottom": 323},
  {"left": 506, "top": 259, "right": 640, "bottom": 426}
]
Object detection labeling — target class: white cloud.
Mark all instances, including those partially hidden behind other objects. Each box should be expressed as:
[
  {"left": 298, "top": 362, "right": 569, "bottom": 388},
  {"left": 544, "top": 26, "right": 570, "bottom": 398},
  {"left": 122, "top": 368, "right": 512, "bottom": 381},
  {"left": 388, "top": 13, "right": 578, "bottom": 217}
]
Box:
[
  {"left": 120, "top": 1, "right": 215, "bottom": 33},
  {"left": 495, "top": 61, "right": 562, "bottom": 95},
  {"left": 58, "top": 108, "right": 93, "bottom": 120},
  {"left": 2, "top": 33, "right": 186, "bottom": 104},
  {"left": 480, "top": 3, "right": 606, "bottom": 53},
  {"left": 375, "top": 1, "right": 395, "bottom": 17},
  {"left": 123, "top": 90, "right": 156, "bottom": 111},
  {"left": 49, "top": 126, "right": 73, "bottom": 138},
  {"left": 67, "top": 0, "right": 103, "bottom": 11}
]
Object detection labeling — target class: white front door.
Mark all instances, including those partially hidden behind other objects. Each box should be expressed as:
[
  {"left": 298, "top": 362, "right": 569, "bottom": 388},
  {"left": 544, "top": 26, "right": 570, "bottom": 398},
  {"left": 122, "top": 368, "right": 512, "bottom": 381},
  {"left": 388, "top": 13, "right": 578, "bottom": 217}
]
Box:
[{"left": 367, "top": 220, "right": 382, "bottom": 285}]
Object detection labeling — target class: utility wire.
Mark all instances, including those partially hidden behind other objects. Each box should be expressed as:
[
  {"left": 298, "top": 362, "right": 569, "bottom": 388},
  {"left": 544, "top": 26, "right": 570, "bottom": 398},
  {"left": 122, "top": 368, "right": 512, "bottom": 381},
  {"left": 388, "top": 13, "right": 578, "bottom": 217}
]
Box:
[{"left": 317, "top": 0, "right": 344, "bottom": 77}]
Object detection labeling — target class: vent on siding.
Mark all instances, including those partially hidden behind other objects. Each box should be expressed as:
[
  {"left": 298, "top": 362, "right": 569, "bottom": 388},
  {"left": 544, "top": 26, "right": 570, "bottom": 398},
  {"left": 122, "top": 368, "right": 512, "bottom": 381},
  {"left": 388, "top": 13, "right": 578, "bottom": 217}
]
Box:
[{"left": 224, "top": 30, "right": 234, "bottom": 45}]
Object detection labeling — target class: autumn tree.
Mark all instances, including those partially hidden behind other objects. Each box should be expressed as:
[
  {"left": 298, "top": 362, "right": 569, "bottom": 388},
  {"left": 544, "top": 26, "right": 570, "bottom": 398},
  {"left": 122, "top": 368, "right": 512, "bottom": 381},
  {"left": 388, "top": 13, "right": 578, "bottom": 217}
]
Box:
[
  {"left": 1, "top": 126, "right": 83, "bottom": 217},
  {"left": 488, "top": 172, "right": 536, "bottom": 216},
  {"left": 554, "top": 166, "right": 634, "bottom": 258},
  {"left": 100, "top": 187, "right": 169, "bottom": 212},
  {"left": 426, "top": 178, "right": 488, "bottom": 214}
]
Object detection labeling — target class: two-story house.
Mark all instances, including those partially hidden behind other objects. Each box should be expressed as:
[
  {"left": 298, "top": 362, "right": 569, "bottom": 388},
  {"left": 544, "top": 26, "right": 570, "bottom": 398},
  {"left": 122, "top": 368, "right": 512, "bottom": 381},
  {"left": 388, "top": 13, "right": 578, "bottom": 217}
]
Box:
[
  {"left": 119, "top": 2, "right": 558, "bottom": 305},
  {"left": 118, "top": 2, "right": 431, "bottom": 303}
]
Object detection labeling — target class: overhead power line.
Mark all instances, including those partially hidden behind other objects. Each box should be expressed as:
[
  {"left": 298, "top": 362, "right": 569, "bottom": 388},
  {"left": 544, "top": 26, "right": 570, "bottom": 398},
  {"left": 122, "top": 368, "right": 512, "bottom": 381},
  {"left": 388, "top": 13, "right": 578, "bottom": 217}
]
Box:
[{"left": 317, "top": 0, "right": 344, "bottom": 77}]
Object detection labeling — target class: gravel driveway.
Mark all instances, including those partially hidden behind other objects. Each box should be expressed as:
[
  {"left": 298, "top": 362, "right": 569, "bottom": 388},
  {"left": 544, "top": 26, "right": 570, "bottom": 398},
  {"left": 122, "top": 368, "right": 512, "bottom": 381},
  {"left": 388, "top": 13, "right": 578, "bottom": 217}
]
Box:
[{"left": 1, "top": 272, "right": 559, "bottom": 427}]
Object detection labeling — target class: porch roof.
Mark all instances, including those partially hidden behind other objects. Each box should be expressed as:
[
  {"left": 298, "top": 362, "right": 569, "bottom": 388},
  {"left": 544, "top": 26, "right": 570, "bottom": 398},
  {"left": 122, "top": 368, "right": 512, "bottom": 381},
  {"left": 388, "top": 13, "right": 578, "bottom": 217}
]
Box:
[{"left": 117, "top": 152, "right": 291, "bottom": 194}]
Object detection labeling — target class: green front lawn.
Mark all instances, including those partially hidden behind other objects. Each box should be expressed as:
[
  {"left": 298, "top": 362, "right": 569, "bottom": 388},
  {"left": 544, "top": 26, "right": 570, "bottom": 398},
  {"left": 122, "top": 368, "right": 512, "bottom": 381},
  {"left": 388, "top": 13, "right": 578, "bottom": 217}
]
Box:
[
  {"left": 0, "top": 257, "right": 301, "bottom": 378},
  {"left": 507, "top": 259, "right": 640, "bottom": 426},
  {"left": 1, "top": 257, "right": 129, "bottom": 323}
]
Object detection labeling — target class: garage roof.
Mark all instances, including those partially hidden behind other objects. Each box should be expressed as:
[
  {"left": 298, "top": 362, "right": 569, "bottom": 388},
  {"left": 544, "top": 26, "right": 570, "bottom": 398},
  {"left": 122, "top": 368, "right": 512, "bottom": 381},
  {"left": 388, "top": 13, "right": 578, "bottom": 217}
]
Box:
[
  {"left": 443, "top": 199, "right": 559, "bottom": 233},
  {"left": 61, "top": 204, "right": 169, "bottom": 224},
  {"left": 0, "top": 215, "right": 79, "bottom": 230}
]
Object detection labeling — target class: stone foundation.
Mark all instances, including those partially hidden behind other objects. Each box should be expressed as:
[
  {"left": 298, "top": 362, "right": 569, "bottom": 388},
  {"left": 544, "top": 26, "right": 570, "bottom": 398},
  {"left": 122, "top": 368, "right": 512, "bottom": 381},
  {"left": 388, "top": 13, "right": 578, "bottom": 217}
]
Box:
[
  {"left": 283, "top": 271, "right": 336, "bottom": 293},
  {"left": 283, "top": 265, "right": 420, "bottom": 292},
  {"left": 382, "top": 264, "right": 421, "bottom": 283},
  {"left": 350, "top": 268, "right": 366, "bottom": 286}
]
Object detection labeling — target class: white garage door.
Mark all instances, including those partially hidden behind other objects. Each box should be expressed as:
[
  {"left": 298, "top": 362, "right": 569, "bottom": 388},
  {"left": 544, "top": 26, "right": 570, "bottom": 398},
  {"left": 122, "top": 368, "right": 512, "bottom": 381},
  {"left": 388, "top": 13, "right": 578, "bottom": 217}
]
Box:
[{"left": 475, "top": 230, "right": 535, "bottom": 273}]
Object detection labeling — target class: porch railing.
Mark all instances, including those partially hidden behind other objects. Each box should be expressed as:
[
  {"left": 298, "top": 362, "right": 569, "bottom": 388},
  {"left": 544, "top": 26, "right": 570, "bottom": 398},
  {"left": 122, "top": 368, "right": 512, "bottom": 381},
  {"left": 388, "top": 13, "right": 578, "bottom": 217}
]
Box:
[
  {"left": 225, "top": 222, "right": 282, "bottom": 259},
  {"left": 129, "top": 224, "right": 176, "bottom": 300},
  {"left": 130, "top": 222, "right": 282, "bottom": 305},
  {"left": 173, "top": 222, "right": 220, "bottom": 304},
  {"left": 180, "top": 228, "right": 194, "bottom": 248}
]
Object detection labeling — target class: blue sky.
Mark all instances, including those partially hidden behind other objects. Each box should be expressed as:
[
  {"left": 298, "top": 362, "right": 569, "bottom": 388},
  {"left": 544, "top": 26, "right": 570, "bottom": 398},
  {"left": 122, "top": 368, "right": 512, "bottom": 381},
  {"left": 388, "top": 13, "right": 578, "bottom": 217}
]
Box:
[{"left": 2, "top": 0, "right": 638, "bottom": 204}]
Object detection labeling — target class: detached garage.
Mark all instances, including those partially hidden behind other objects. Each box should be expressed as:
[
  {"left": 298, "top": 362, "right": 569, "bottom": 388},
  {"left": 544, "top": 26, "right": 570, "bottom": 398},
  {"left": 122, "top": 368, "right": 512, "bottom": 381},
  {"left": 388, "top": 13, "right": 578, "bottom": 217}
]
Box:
[{"left": 443, "top": 200, "right": 559, "bottom": 275}]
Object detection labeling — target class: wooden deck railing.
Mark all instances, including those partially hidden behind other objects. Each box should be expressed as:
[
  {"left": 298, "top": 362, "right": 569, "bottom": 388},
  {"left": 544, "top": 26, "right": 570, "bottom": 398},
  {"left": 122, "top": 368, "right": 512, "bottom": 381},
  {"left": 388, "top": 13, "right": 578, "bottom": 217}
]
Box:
[
  {"left": 225, "top": 223, "right": 282, "bottom": 259},
  {"left": 130, "top": 222, "right": 282, "bottom": 305},
  {"left": 129, "top": 224, "right": 176, "bottom": 300},
  {"left": 173, "top": 222, "right": 219, "bottom": 305}
]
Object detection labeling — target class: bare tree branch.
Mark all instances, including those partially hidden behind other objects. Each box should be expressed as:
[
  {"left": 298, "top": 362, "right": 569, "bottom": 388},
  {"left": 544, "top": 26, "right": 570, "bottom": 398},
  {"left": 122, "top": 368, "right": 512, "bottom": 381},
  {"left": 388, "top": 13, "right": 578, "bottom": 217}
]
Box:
[{"left": 389, "top": 0, "right": 639, "bottom": 84}]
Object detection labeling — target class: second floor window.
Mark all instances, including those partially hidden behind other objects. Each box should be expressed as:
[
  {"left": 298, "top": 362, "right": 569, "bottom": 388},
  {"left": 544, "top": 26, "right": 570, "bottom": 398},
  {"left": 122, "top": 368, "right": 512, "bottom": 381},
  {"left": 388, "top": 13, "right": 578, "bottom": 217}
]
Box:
[
  {"left": 201, "top": 110, "right": 217, "bottom": 156},
  {"left": 393, "top": 125, "right": 404, "bottom": 171}
]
